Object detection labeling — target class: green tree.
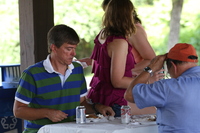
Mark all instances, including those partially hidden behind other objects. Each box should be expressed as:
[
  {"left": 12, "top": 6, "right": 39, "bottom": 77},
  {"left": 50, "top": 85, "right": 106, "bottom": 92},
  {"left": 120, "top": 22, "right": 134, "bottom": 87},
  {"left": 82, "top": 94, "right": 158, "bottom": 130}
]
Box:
[
  {"left": 54, "top": 0, "right": 104, "bottom": 61},
  {"left": 0, "top": 0, "right": 200, "bottom": 67},
  {"left": 168, "top": 0, "right": 184, "bottom": 50},
  {"left": 0, "top": 0, "right": 19, "bottom": 64}
]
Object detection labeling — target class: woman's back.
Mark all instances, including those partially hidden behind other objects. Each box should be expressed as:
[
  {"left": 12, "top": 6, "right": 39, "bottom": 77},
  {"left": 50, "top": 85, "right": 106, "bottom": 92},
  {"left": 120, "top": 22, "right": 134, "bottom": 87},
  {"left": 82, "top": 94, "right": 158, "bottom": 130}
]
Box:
[{"left": 88, "top": 32, "right": 135, "bottom": 108}]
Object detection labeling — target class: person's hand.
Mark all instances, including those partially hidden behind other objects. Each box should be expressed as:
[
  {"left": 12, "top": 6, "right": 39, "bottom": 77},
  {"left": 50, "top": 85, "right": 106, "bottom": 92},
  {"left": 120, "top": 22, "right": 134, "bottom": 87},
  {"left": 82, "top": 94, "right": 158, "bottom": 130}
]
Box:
[
  {"left": 46, "top": 109, "right": 68, "bottom": 122},
  {"left": 148, "top": 55, "right": 166, "bottom": 73},
  {"left": 77, "top": 57, "right": 92, "bottom": 66},
  {"left": 131, "top": 70, "right": 140, "bottom": 78},
  {"left": 149, "top": 68, "right": 165, "bottom": 83},
  {"left": 95, "top": 104, "right": 115, "bottom": 117}
]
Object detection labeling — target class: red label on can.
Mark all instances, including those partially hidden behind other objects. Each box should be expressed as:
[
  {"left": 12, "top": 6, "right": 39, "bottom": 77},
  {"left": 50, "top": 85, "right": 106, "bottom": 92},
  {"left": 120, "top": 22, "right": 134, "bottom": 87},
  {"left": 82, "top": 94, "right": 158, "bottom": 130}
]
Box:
[{"left": 121, "top": 105, "right": 131, "bottom": 123}]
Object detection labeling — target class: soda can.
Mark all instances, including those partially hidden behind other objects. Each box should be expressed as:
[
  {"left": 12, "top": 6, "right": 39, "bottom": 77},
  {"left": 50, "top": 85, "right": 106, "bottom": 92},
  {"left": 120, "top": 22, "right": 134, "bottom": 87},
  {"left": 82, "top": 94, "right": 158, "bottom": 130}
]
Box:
[
  {"left": 121, "top": 105, "right": 131, "bottom": 124},
  {"left": 76, "top": 106, "right": 86, "bottom": 124}
]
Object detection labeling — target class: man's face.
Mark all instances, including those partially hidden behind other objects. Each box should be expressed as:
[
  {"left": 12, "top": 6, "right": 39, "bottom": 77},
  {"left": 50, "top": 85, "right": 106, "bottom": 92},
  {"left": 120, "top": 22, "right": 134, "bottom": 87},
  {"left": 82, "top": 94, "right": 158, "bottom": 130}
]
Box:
[{"left": 52, "top": 43, "right": 77, "bottom": 65}]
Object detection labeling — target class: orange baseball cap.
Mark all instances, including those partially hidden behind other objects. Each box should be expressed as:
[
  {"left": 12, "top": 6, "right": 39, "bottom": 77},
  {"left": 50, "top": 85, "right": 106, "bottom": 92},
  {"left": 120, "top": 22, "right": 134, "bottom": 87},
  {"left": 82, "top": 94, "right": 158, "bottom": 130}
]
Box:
[{"left": 166, "top": 43, "right": 198, "bottom": 62}]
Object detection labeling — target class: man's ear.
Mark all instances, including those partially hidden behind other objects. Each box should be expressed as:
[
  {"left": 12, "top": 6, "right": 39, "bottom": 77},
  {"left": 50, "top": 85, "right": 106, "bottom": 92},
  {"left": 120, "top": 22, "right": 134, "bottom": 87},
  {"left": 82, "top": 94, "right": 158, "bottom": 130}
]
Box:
[
  {"left": 50, "top": 44, "right": 56, "bottom": 52},
  {"left": 171, "top": 61, "right": 177, "bottom": 75}
]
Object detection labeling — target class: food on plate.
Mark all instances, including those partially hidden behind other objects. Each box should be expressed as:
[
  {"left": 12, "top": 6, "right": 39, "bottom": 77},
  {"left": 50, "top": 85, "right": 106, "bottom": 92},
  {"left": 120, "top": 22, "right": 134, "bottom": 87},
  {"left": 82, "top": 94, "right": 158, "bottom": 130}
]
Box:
[
  {"left": 86, "top": 114, "right": 100, "bottom": 119},
  {"left": 148, "top": 115, "right": 156, "bottom": 121},
  {"left": 131, "top": 114, "right": 157, "bottom": 122}
]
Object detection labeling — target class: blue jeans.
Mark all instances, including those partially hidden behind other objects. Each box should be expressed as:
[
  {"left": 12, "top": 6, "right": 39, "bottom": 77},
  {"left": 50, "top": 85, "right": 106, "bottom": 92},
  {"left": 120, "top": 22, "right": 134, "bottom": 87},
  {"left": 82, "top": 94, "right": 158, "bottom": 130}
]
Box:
[{"left": 111, "top": 104, "right": 121, "bottom": 117}]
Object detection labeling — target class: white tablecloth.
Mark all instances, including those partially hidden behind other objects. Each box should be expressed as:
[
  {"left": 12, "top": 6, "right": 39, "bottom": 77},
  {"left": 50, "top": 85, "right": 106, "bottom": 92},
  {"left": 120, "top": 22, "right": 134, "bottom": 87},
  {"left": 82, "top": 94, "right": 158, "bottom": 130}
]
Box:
[{"left": 38, "top": 117, "right": 158, "bottom": 133}]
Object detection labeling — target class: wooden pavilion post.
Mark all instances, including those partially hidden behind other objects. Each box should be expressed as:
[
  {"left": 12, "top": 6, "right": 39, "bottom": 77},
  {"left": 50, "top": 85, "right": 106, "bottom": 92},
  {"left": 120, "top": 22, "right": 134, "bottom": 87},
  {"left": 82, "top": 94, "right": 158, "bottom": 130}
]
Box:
[{"left": 18, "top": 0, "right": 54, "bottom": 71}]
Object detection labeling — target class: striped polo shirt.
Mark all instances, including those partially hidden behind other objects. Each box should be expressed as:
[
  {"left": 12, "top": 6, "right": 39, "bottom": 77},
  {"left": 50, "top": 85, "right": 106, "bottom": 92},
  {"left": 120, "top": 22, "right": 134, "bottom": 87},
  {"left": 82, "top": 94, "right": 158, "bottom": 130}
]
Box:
[{"left": 15, "top": 56, "right": 87, "bottom": 133}]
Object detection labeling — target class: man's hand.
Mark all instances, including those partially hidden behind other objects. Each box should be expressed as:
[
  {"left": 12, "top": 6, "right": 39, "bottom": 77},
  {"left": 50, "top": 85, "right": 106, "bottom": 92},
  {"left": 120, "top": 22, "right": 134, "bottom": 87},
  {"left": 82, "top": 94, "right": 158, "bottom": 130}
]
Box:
[
  {"left": 46, "top": 109, "right": 68, "bottom": 122},
  {"left": 148, "top": 55, "right": 167, "bottom": 73},
  {"left": 149, "top": 68, "right": 165, "bottom": 83},
  {"left": 95, "top": 104, "right": 115, "bottom": 117}
]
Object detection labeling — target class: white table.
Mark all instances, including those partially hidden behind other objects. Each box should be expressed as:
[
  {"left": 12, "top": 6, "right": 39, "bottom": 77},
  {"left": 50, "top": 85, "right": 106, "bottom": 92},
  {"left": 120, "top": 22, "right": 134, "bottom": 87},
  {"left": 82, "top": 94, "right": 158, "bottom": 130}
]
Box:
[{"left": 38, "top": 116, "right": 158, "bottom": 133}]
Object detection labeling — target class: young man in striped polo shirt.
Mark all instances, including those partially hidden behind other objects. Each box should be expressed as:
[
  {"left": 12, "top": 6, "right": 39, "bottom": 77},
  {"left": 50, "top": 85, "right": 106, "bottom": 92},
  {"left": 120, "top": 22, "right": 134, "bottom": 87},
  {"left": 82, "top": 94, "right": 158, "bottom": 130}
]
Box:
[{"left": 13, "top": 24, "right": 115, "bottom": 133}]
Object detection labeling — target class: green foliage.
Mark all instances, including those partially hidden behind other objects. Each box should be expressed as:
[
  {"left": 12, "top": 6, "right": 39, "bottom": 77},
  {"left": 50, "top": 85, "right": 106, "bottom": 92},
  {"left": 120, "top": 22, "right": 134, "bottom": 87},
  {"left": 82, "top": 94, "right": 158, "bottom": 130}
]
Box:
[
  {"left": 54, "top": 0, "right": 104, "bottom": 74},
  {"left": 136, "top": 0, "right": 171, "bottom": 55},
  {"left": 133, "top": 0, "right": 160, "bottom": 6},
  {"left": 179, "top": 13, "right": 200, "bottom": 65},
  {"left": 0, "top": 0, "right": 200, "bottom": 68},
  {"left": 54, "top": 0, "right": 104, "bottom": 62},
  {"left": 0, "top": 0, "right": 19, "bottom": 64},
  {"left": 133, "top": 0, "right": 200, "bottom": 63}
]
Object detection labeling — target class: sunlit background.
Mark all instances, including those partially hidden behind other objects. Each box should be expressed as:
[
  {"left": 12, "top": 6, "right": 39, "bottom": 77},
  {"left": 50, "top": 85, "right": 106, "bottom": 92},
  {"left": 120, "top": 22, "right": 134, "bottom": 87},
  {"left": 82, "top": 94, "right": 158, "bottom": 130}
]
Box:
[{"left": 0, "top": 0, "right": 200, "bottom": 87}]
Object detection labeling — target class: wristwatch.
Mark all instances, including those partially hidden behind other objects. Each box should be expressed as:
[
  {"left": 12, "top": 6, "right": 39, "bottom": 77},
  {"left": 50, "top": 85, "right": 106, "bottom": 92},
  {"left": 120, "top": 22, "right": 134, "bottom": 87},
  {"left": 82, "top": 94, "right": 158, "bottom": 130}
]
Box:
[{"left": 144, "top": 67, "right": 153, "bottom": 77}]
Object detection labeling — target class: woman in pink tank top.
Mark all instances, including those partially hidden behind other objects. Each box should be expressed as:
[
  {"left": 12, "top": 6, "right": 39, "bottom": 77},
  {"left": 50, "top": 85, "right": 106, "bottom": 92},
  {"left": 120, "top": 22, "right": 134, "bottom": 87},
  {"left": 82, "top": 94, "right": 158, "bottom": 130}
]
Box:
[
  {"left": 80, "top": 0, "right": 165, "bottom": 117},
  {"left": 87, "top": 0, "right": 138, "bottom": 117}
]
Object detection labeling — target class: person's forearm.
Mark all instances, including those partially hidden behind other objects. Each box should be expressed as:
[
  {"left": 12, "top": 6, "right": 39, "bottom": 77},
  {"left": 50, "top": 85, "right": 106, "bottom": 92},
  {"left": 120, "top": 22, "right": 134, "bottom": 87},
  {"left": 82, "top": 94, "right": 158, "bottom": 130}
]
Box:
[
  {"left": 132, "top": 59, "right": 152, "bottom": 74},
  {"left": 81, "top": 99, "right": 96, "bottom": 114},
  {"left": 125, "top": 55, "right": 166, "bottom": 103},
  {"left": 14, "top": 106, "right": 50, "bottom": 121},
  {"left": 14, "top": 102, "right": 68, "bottom": 123},
  {"left": 124, "top": 71, "right": 150, "bottom": 103}
]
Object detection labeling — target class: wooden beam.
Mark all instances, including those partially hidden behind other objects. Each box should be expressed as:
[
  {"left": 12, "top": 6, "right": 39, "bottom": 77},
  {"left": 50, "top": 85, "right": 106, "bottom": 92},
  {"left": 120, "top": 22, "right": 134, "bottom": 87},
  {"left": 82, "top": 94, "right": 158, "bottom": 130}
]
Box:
[{"left": 18, "top": 0, "right": 54, "bottom": 71}]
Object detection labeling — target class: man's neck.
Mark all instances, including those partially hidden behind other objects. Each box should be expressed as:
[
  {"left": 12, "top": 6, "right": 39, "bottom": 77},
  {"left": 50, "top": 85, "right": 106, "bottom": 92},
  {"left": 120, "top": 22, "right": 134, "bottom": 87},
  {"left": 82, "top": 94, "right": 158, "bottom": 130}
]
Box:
[{"left": 50, "top": 56, "right": 68, "bottom": 75}]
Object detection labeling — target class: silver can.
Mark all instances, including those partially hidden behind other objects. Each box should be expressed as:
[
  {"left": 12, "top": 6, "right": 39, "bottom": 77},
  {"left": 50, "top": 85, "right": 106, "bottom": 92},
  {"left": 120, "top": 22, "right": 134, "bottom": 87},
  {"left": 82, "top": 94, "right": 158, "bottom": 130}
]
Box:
[
  {"left": 76, "top": 106, "right": 86, "bottom": 124},
  {"left": 121, "top": 105, "right": 131, "bottom": 124}
]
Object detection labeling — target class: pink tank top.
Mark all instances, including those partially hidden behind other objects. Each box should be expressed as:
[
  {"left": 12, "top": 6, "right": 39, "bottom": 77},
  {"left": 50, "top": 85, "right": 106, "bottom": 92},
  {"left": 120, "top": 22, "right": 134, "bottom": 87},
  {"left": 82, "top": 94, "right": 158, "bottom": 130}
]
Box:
[{"left": 87, "top": 33, "right": 135, "bottom": 106}]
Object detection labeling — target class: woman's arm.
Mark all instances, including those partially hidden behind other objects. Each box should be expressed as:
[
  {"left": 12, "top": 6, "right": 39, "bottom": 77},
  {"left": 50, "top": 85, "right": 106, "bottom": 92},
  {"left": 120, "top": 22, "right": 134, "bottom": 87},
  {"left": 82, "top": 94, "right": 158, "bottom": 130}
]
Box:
[
  {"left": 128, "top": 24, "right": 156, "bottom": 75},
  {"left": 107, "top": 39, "right": 134, "bottom": 89}
]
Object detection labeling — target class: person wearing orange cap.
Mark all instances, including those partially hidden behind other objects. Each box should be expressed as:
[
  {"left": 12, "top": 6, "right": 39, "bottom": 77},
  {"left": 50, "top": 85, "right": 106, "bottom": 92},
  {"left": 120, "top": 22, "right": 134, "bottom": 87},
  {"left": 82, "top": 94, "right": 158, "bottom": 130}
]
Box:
[{"left": 124, "top": 43, "right": 199, "bottom": 133}]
